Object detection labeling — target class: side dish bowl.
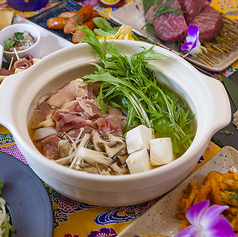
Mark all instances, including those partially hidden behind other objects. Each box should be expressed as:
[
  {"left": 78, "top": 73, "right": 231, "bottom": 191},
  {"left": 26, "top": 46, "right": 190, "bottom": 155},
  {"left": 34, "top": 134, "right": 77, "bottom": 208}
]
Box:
[
  {"left": 0, "top": 23, "right": 41, "bottom": 63},
  {"left": 0, "top": 40, "right": 231, "bottom": 206}
]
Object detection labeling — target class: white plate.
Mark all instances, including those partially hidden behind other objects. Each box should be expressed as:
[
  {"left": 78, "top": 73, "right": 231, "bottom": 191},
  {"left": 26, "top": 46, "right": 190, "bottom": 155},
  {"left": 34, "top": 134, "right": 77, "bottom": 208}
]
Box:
[
  {"left": 11, "top": 15, "right": 73, "bottom": 59},
  {"left": 109, "top": 0, "right": 238, "bottom": 72},
  {"left": 118, "top": 146, "right": 238, "bottom": 237}
]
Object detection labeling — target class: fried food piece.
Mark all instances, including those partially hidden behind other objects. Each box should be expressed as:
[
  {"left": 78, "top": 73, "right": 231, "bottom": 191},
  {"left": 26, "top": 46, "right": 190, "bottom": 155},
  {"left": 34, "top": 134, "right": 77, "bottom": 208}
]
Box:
[
  {"left": 176, "top": 171, "right": 238, "bottom": 233},
  {"left": 58, "top": 10, "right": 79, "bottom": 18},
  {"left": 72, "top": 9, "right": 99, "bottom": 44},
  {"left": 178, "top": 181, "right": 199, "bottom": 214},
  {"left": 230, "top": 215, "right": 238, "bottom": 232},
  {"left": 194, "top": 183, "right": 211, "bottom": 204},
  {"left": 227, "top": 207, "right": 238, "bottom": 216},
  {"left": 63, "top": 5, "right": 93, "bottom": 34},
  {"left": 46, "top": 17, "right": 68, "bottom": 30},
  {"left": 72, "top": 17, "right": 97, "bottom": 44},
  {"left": 179, "top": 218, "right": 190, "bottom": 230},
  {"left": 0, "top": 10, "right": 14, "bottom": 30}
]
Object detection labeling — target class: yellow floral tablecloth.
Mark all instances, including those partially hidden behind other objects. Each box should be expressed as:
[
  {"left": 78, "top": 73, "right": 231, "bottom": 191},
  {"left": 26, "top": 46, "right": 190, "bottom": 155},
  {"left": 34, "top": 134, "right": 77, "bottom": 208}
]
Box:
[{"left": 0, "top": 0, "right": 237, "bottom": 236}]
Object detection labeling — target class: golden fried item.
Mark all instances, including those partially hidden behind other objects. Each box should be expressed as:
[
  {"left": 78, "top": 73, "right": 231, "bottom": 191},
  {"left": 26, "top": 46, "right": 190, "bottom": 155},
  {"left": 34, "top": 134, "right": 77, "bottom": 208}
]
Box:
[
  {"left": 175, "top": 171, "right": 238, "bottom": 233},
  {"left": 178, "top": 181, "right": 199, "bottom": 214}
]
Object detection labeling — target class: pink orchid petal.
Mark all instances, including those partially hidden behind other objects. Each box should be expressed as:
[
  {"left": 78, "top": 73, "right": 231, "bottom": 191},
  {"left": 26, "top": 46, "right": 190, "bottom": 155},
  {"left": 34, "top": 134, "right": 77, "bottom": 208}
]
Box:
[
  {"left": 201, "top": 204, "right": 229, "bottom": 224},
  {"left": 202, "top": 215, "right": 236, "bottom": 237},
  {"left": 177, "top": 200, "right": 236, "bottom": 237},
  {"left": 181, "top": 42, "right": 193, "bottom": 50},
  {"left": 187, "top": 24, "right": 199, "bottom": 38},
  {"left": 181, "top": 24, "right": 200, "bottom": 57},
  {"left": 186, "top": 200, "right": 210, "bottom": 227},
  {"left": 177, "top": 225, "right": 201, "bottom": 237}
]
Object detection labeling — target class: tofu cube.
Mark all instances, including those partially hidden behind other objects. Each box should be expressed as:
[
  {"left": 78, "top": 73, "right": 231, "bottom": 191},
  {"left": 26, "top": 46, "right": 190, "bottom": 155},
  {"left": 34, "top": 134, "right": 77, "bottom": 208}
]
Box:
[
  {"left": 150, "top": 137, "right": 175, "bottom": 166},
  {"left": 126, "top": 148, "right": 152, "bottom": 174},
  {"left": 126, "top": 125, "right": 153, "bottom": 154}
]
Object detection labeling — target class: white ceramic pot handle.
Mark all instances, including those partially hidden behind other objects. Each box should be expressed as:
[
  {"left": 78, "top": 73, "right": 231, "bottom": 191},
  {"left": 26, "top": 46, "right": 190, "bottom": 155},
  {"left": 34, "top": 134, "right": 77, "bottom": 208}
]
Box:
[
  {"left": 0, "top": 72, "right": 24, "bottom": 128},
  {"left": 200, "top": 73, "right": 231, "bottom": 134}
]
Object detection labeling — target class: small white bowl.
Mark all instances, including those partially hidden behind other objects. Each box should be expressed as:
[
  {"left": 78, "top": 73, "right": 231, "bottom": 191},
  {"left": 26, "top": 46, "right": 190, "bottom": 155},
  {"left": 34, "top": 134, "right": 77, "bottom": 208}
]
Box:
[{"left": 0, "top": 23, "right": 41, "bottom": 63}]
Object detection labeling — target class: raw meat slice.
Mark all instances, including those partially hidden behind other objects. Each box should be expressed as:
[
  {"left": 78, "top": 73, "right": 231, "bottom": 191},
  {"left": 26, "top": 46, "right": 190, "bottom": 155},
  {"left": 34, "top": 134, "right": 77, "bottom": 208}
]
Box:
[
  {"left": 190, "top": 5, "right": 224, "bottom": 43},
  {"left": 145, "top": 0, "right": 187, "bottom": 42},
  {"left": 178, "top": 0, "right": 206, "bottom": 23}
]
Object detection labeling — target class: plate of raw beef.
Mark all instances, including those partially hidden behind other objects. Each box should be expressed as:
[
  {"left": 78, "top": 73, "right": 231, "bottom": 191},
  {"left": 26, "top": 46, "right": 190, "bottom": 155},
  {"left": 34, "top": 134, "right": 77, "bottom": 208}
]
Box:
[{"left": 109, "top": 0, "right": 238, "bottom": 72}]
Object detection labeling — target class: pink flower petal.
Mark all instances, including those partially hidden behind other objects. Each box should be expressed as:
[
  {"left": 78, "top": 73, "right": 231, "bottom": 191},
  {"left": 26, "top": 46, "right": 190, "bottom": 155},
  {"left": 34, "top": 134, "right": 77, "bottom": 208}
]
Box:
[
  {"left": 203, "top": 215, "right": 236, "bottom": 237},
  {"left": 186, "top": 200, "right": 210, "bottom": 227},
  {"left": 177, "top": 225, "right": 201, "bottom": 237},
  {"left": 181, "top": 42, "right": 192, "bottom": 50},
  {"left": 177, "top": 200, "right": 236, "bottom": 237},
  {"left": 187, "top": 24, "right": 199, "bottom": 38},
  {"left": 201, "top": 204, "right": 229, "bottom": 224},
  {"left": 181, "top": 24, "right": 200, "bottom": 57}
]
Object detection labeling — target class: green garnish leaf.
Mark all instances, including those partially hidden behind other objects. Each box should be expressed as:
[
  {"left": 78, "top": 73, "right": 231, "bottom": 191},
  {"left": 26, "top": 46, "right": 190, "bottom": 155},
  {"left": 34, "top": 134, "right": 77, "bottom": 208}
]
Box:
[
  {"left": 79, "top": 27, "right": 195, "bottom": 155},
  {"left": 3, "top": 32, "right": 24, "bottom": 50},
  {"left": 93, "top": 17, "right": 120, "bottom": 37},
  {"left": 93, "top": 17, "right": 113, "bottom": 30},
  {"left": 224, "top": 130, "right": 233, "bottom": 135},
  {"left": 142, "top": 0, "right": 183, "bottom": 29},
  {"left": 3, "top": 38, "right": 16, "bottom": 50},
  {"left": 14, "top": 32, "right": 24, "bottom": 40},
  {"left": 93, "top": 28, "right": 118, "bottom": 37},
  {"left": 220, "top": 73, "right": 238, "bottom": 111}
]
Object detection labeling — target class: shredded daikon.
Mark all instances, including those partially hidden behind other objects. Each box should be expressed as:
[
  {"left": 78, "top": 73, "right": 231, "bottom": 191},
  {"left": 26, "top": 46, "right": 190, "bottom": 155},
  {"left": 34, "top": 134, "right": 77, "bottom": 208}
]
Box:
[{"left": 0, "top": 180, "right": 14, "bottom": 237}]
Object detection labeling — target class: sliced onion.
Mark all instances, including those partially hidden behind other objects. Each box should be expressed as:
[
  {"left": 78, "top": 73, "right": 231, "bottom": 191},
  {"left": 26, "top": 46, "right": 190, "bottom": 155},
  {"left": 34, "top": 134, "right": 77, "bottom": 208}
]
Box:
[{"left": 33, "top": 127, "right": 57, "bottom": 141}]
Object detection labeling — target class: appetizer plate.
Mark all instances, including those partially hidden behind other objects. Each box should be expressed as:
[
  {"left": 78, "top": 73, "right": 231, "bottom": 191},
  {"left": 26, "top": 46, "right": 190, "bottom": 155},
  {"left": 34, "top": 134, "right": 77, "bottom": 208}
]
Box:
[
  {"left": 0, "top": 151, "right": 53, "bottom": 237},
  {"left": 12, "top": 14, "right": 73, "bottom": 59},
  {"left": 27, "top": 0, "right": 84, "bottom": 43},
  {"left": 26, "top": 0, "right": 121, "bottom": 43},
  {"left": 117, "top": 146, "right": 238, "bottom": 237},
  {"left": 109, "top": 0, "right": 238, "bottom": 72}
]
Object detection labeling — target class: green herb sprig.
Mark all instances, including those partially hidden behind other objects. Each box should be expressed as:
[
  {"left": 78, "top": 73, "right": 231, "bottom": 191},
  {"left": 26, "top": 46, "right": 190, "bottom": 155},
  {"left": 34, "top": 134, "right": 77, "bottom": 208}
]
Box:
[
  {"left": 79, "top": 27, "right": 195, "bottom": 155},
  {"left": 142, "top": 0, "right": 183, "bottom": 29},
  {"left": 3, "top": 32, "right": 24, "bottom": 50}
]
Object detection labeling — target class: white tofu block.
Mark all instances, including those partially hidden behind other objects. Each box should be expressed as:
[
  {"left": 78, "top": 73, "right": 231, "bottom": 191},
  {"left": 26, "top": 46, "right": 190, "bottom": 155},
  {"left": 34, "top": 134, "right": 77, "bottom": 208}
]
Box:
[
  {"left": 126, "top": 125, "right": 153, "bottom": 154},
  {"left": 126, "top": 148, "right": 151, "bottom": 174},
  {"left": 150, "top": 137, "right": 175, "bottom": 166}
]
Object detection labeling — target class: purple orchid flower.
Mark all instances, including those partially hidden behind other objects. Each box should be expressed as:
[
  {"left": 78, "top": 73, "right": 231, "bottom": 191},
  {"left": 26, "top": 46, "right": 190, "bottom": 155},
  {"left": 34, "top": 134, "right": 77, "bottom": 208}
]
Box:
[
  {"left": 88, "top": 227, "right": 117, "bottom": 237},
  {"left": 177, "top": 199, "right": 236, "bottom": 237},
  {"left": 181, "top": 24, "right": 206, "bottom": 57}
]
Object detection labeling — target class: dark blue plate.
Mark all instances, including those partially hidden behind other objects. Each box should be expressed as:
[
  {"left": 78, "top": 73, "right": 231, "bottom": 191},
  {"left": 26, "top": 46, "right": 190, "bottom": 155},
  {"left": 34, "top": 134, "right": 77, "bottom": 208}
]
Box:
[
  {"left": 27, "top": 0, "right": 122, "bottom": 43},
  {"left": 0, "top": 151, "right": 53, "bottom": 237},
  {"left": 28, "top": 0, "right": 83, "bottom": 42}
]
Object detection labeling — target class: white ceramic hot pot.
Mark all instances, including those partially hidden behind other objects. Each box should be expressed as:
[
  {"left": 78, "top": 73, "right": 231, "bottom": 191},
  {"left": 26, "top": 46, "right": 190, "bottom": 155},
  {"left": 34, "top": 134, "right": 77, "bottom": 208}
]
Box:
[{"left": 0, "top": 40, "right": 231, "bottom": 206}]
